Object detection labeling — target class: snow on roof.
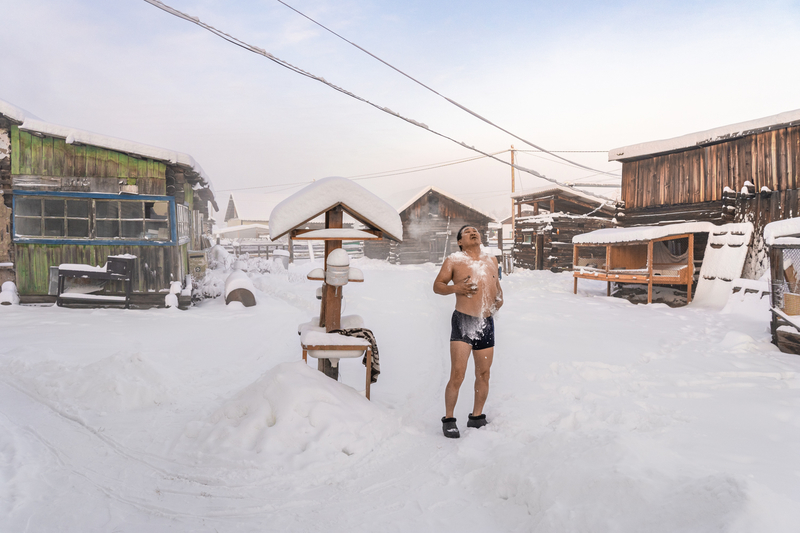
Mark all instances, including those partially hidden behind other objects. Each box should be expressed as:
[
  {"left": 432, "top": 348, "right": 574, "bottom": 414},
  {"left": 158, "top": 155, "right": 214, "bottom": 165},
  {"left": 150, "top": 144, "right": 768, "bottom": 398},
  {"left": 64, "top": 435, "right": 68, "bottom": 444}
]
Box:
[
  {"left": 396, "top": 186, "right": 496, "bottom": 221},
  {"left": 763, "top": 218, "right": 800, "bottom": 246},
  {"left": 226, "top": 192, "right": 286, "bottom": 222},
  {"left": 0, "top": 98, "right": 215, "bottom": 201},
  {"left": 269, "top": 177, "right": 403, "bottom": 241},
  {"left": 511, "top": 184, "right": 615, "bottom": 208},
  {"left": 573, "top": 221, "right": 717, "bottom": 245},
  {"left": 213, "top": 223, "right": 271, "bottom": 236},
  {"left": 609, "top": 108, "right": 800, "bottom": 162}
]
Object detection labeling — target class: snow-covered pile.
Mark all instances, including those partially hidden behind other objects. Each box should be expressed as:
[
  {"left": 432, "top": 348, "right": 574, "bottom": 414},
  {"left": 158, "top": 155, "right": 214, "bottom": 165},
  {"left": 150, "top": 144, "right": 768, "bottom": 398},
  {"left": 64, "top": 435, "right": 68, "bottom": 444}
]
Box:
[
  {"left": 176, "top": 362, "right": 398, "bottom": 466},
  {"left": 1, "top": 261, "right": 799, "bottom": 531}
]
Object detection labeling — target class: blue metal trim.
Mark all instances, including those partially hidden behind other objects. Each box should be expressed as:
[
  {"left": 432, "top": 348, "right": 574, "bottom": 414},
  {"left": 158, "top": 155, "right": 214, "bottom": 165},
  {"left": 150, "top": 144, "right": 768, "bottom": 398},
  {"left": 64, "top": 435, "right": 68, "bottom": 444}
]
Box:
[
  {"left": 12, "top": 190, "right": 173, "bottom": 201},
  {"left": 12, "top": 191, "right": 177, "bottom": 245},
  {"left": 14, "top": 238, "right": 177, "bottom": 247},
  {"left": 170, "top": 201, "right": 178, "bottom": 243}
]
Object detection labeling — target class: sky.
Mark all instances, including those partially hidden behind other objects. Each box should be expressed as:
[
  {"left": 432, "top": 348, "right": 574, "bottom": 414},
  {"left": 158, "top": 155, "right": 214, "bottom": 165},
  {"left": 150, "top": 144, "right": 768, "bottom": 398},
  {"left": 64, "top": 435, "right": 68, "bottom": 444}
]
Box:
[{"left": 2, "top": 0, "right": 800, "bottom": 219}]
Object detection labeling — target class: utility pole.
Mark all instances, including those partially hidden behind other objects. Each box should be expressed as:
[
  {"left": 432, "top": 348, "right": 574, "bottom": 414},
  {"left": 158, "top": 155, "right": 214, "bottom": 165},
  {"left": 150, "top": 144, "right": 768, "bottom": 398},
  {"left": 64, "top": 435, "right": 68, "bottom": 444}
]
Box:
[{"left": 510, "top": 145, "right": 516, "bottom": 263}]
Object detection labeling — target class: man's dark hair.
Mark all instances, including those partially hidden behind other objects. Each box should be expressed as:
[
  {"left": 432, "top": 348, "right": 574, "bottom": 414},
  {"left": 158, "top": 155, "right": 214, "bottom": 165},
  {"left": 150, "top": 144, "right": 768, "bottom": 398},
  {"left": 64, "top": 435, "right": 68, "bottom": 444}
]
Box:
[{"left": 456, "top": 225, "right": 475, "bottom": 251}]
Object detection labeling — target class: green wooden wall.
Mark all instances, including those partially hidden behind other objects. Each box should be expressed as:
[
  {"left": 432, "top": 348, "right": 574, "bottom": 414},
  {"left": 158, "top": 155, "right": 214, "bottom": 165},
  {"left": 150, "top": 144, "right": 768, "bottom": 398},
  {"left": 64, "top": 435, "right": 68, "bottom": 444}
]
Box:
[
  {"left": 10, "top": 125, "right": 166, "bottom": 180},
  {"left": 15, "top": 243, "right": 187, "bottom": 295}
]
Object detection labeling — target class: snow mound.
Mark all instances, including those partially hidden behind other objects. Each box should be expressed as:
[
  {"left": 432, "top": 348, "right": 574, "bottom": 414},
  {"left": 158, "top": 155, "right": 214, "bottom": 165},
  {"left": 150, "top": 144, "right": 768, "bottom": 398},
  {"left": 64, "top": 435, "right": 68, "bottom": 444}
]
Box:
[
  {"left": 14, "top": 352, "right": 168, "bottom": 413},
  {"left": 178, "top": 362, "right": 399, "bottom": 465}
]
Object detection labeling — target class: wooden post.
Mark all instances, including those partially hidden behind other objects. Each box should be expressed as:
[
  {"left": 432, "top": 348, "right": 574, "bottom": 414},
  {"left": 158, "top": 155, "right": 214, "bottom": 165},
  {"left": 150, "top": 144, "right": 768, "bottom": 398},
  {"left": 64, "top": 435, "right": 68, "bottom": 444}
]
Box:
[
  {"left": 647, "top": 240, "right": 654, "bottom": 304},
  {"left": 533, "top": 202, "right": 539, "bottom": 216},
  {"left": 687, "top": 233, "right": 694, "bottom": 303},
  {"left": 510, "top": 145, "right": 516, "bottom": 257},
  {"left": 550, "top": 198, "right": 555, "bottom": 213},
  {"left": 365, "top": 347, "right": 372, "bottom": 401},
  {"left": 573, "top": 244, "right": 579, "bottom": 294},
  {"left": 320, "top": 206, "right": 344, "bottom": 380}
]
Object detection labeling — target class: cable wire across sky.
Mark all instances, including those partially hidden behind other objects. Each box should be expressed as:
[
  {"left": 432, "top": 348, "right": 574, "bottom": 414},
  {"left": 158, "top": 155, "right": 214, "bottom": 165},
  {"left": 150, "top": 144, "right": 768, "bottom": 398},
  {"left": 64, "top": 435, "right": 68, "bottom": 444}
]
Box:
[
  {"left": 143, "top": 0, "right": 621, "bottom": 200},
  {"left": 274, "top": 0, "right": 620, "bottom": 178}
]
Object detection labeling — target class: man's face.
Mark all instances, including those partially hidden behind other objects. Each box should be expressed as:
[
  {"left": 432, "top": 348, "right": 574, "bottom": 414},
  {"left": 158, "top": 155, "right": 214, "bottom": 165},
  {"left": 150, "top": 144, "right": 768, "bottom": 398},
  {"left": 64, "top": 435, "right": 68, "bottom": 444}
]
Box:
[{"left": 458, "top": 226, "right": 481, "bottom": 248}]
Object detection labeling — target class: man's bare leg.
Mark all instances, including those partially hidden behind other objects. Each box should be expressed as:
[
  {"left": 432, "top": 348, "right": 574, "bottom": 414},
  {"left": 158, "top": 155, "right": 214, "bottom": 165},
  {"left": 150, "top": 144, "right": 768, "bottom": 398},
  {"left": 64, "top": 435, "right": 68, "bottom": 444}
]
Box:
[
  {"left": 472, "top": 347, "right": 494, "bottom": 416},
  {"left": 445, "top": 341, "right": 472, "bottom": 418}
]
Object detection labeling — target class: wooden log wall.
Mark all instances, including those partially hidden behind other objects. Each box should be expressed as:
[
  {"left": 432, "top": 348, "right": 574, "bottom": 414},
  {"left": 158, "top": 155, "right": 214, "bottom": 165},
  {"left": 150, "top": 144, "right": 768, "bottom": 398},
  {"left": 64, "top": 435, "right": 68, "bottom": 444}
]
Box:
[
  {"left": 514, "top": 216, "right": 613, "bottom": 271},
  {"left": 364, "top": 191, "right": 493, "bottom": 264},
  {"left": 622, "top": 124, "right": 800, "bottom": 211},
  {"left": 15, "top": 242, "right": 187, "bottom": 296}
]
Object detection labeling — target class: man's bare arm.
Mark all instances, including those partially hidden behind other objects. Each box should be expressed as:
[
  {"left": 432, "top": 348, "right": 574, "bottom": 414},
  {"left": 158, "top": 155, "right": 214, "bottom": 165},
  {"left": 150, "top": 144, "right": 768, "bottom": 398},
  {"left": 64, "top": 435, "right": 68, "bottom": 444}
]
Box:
[{"left": 493, "top": 257, "right": 504, "bottom": 310}]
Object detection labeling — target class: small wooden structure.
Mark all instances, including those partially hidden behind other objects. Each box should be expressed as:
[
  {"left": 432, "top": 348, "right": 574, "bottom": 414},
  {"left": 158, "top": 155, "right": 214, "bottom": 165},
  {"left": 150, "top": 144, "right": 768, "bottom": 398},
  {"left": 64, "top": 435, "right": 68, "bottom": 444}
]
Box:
[
  {"left": 511, "top": 185, "right": 616, "bottom": 270},
  {"left": 364, "top": 186, "right": 494, "bottom": 264},
  {"left": 764, "top": 218, "right": 800, "bottom": 354},
  {"left": 270, "top": 177, "right": 402, "bottom": 393},
  {"left": 572, "top": 222, "right": 714, "bottom": 304},
  {"left": 0, "top": 98, "right": 216, "bottom": 307}
]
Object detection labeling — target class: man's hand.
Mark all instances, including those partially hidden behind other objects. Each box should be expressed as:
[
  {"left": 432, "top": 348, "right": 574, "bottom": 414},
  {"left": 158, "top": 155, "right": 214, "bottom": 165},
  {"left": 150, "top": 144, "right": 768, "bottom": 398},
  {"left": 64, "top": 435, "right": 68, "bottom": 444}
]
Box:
[{"left": 453, "top": 275, "right": 478, "bottom": 297}]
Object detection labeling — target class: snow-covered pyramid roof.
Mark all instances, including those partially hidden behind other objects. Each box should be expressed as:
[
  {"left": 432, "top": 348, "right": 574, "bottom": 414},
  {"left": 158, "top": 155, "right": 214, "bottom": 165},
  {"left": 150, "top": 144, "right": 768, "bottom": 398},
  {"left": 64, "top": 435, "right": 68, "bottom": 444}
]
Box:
[{"left": 269, "top": 177, "right": 403, "bottom": 241}]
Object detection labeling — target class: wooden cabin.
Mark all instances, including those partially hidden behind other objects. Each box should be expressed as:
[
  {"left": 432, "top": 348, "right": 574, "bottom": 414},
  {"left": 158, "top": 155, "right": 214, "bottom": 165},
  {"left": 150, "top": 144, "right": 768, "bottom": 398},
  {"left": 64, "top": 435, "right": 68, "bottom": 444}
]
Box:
[
  {"left": 0, "top": 99, "right": 217, "bottom": 306},
  {"left": 512, "top": 185, "right": 616, "bottom": 271},
  {"left": 363, "top": 186, "right": 496, "bottom": 264},
  {"left": 610, "top": 109, "right": 800, "bottom": 278}
]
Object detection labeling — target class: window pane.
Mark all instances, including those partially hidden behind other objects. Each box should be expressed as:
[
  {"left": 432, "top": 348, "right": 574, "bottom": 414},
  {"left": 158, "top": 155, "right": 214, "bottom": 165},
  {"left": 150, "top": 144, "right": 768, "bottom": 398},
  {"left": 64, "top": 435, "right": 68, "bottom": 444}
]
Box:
[
  {"left": 145, "top": 220, "right": 170, "bottom": 240},
  {"left": 44, "top": 199, "right": 65, "bottom": 217},
  {"left": 44, "top": 218, "right": 65, "bottom": 237},
  {"left": 121, "top": 220, "right": 143, "bottom": 238},
  {"left": 67, "top": 218, "right": 89, "bottom": 237},
  {"left": 121, "top": 202, "right": 143, "bottom": 219},
  {"left": 15, "top": 217, "right": 42, "bottom": 236},
  {"left": 146, "top": 201, "right": 169, "bottom": 219},
  {"left": 67, "top": 200, "right": 89, "bottom": 218},
  {"left": 97, "top": 219, "right": 119, "bottom": 238},
  {"left": 96, "top": 200, "right": 119, "bottom": 219},
  {"left": 16, "top": 197, "right": 41, "bottom": 217}
]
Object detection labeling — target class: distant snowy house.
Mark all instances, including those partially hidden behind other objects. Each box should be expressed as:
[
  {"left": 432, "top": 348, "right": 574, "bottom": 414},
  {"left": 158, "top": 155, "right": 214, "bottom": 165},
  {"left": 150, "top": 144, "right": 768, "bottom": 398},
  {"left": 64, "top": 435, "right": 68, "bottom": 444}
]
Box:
[
  {"left": 511, "top": 184, "right": 616, "bottom": 271},
  {"left": 223, "top": 192, "right": 278, "bottom": 227},
  {"left": 0, "top": 98, "right": 217, "bottom": 305},
  {"left": 610, "top": 108, "right": 800, "bottom": 278},
  {"left": 363, "top": 186, "right": 496, "bottom": 264}
]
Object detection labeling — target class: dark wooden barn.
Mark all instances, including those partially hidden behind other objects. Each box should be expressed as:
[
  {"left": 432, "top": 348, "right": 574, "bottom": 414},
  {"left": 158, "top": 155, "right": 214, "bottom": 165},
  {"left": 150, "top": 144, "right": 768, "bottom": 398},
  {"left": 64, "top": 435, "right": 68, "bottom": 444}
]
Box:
[
  {"left": 0, "top": 99, "right": 217, "bottom": 306},
  {"left": 364, "top": 186, "right": 495, "bottom": 264},
  {"left": 610, "top": 108, "right": 800, "bottom": 277},
  {"left": 511, "top": 185, "right": 616, "bottom": 270}
]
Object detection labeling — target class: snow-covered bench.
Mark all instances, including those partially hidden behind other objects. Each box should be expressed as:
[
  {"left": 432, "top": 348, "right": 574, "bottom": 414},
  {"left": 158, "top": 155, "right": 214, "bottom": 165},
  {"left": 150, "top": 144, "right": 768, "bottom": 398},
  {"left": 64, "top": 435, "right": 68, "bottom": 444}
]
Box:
[
  {"left": 57, "top": 255, "right": 136, "bottom": 309},
  {"left": 298, "top": 315, "right": 374, "bottom": 400}
]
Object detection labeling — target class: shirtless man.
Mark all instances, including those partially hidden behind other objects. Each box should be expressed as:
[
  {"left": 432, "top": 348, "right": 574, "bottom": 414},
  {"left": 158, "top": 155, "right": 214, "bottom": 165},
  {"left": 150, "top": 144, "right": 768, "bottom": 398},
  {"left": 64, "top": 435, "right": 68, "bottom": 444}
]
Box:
[{"left": 433, "top": 225, "right": 503, "bottom": 438}]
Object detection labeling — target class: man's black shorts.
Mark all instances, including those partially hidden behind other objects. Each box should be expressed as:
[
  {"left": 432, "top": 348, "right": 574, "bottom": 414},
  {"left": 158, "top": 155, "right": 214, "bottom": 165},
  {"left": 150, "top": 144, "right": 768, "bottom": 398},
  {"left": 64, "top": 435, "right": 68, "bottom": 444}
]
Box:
[{"left": 450, "top": 310, "right": 495, "bottom": 350}]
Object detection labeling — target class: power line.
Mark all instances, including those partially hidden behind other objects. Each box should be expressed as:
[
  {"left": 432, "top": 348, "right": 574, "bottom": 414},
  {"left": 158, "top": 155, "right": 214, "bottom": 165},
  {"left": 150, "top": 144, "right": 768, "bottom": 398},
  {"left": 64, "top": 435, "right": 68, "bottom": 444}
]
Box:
[
  {"left": 516, "top": 149, "right": 621, "bottom": 177},
  {"left": 274, "top": 0, "right": 619, "bottom": 178},
  {"left": 142, "top": 0, "right": 563, "bottom": 187},
  {"left": 215, "top": 150, "right": 506, "bottom": 193},
  {"left": 516, "top": 150, "right": 609, "bottom": 153}
]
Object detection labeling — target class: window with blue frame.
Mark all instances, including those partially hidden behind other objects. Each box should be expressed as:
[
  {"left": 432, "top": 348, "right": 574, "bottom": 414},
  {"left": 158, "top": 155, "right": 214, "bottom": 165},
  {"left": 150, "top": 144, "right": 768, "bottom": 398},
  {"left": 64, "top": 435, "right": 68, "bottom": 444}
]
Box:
[{"left": 13, "top": 193, "right": 175, "bottom": 244}]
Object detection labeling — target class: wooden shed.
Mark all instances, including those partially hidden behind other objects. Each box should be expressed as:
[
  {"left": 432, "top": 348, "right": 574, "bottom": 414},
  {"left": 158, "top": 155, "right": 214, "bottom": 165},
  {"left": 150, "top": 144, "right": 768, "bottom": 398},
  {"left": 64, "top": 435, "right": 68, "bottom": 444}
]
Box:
[
  {"left": 511, "top": 185, "right": 616, "bottom": 271},
  {"left": 610, "top": 109, "right": 800, "bottom": 277},
  {"left": 364, "top": 186, "right": 495, "bottom": 264},
  {"left": 0, "top": 99, "right": 217, "bottom": 306}
]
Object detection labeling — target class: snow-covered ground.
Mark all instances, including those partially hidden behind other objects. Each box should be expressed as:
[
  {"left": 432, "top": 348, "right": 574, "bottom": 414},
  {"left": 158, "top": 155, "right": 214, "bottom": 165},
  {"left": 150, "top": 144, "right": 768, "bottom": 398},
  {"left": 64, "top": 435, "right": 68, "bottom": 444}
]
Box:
[{"left": 2, "top": 259, "right": 799, "bottom": 532}]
